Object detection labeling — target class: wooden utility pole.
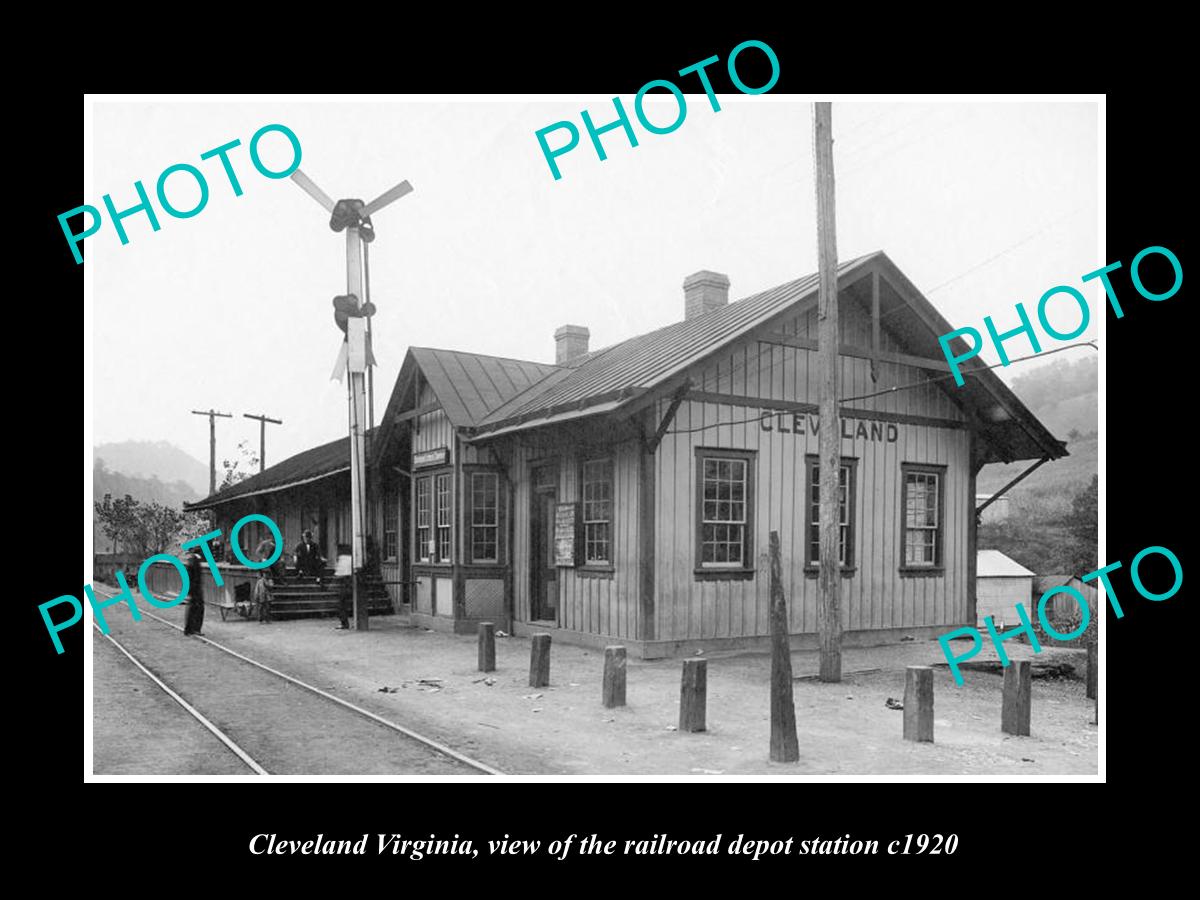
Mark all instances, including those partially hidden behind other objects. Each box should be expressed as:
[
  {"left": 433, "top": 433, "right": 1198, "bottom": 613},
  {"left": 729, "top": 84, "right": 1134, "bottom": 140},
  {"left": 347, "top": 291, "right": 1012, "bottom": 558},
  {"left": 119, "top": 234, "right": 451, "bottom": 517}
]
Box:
[
  {"left": 191, "top": 408, "right": 233, "bottom": 495},
  {"left": 243, "top": 412, "right": 283, "bottom": 473},
  {"left": 813, "top": 102, "right": 842, "bottom": 682}
]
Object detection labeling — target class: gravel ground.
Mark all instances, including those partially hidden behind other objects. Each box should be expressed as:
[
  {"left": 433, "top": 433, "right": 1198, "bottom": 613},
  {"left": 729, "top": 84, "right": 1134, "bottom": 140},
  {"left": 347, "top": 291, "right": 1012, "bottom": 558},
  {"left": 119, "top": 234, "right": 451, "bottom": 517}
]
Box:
[{"left": 92, "top": 599, "right": 1098, "bottom": 776}]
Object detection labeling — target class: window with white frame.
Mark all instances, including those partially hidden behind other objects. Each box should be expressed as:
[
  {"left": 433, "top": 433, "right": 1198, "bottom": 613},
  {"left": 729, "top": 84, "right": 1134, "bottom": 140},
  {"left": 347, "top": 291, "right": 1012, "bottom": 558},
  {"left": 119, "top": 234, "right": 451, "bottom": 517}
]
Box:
[
  {"left": 902, "top": 464, "right": 944, "bottom": 569},
  {"left": 698, "top": 452, "right": 753, "bottom": 568},
  {"left": 470, "top": 472, "right": 500, "bottom": 563},
  {"left": 581, "top": 458, "right": 613, "bottom": 565},
  {"left": 435, "top": 473, "right": 452, "bottom": 563},
  {"left": 806, "top": 456, "right": 856, "bottom": 568},
  {"left": 383, "top": 489, "right": 399, "bottom": 561},
  {"left": 415, "top": 476, "right": 432, "bottom": 562}
]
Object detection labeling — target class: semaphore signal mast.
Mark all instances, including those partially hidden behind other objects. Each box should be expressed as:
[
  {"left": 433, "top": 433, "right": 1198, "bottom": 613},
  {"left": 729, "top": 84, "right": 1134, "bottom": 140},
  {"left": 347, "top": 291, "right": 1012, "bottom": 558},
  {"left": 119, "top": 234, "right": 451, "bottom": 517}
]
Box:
[{"left": 289, "top": 168, "right": 414, "bottom": 631}]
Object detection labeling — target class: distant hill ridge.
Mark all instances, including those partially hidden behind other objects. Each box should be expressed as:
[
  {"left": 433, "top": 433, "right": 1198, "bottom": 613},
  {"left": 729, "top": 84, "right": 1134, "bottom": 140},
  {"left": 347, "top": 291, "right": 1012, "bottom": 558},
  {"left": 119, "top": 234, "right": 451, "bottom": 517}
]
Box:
[
  {"left": 980, "top": 355, "right": 1098, "bottom": 501},
  {"left": 1006, "top": 355, "right": 1097, "bottom": 438},
  {"left": 94, "top": 440, "right": 209, "bottom": 497},
  {"left": 93, "top": 458, "right": 200, "bottom": 509}
]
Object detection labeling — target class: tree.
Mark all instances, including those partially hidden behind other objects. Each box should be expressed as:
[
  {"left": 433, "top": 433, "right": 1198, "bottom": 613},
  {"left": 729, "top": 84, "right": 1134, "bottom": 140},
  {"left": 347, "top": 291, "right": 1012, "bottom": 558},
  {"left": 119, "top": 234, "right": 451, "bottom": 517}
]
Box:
[
  {"left": 220, "top": 439, "right": 260, "bottom": 490},
  {"left": 93, "top": 496, "right": 203, "bottom": 558},
  {"left": 1065, "top": 475, "right": 1098, "bottom": 576},
  {"left": 95, "top": 494, "right": 140, "bottom": 554}
]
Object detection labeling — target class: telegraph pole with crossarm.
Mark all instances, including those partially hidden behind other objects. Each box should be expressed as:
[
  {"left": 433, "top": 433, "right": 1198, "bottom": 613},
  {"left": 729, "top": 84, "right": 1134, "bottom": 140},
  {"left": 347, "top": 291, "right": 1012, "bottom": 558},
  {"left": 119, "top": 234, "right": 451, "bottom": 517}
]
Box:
[
  {"left": 191, "top": 408, "right": 233, "bottom": 496},
  {"left": 243, "top": 412, "right": 283, "bottom": 473}
]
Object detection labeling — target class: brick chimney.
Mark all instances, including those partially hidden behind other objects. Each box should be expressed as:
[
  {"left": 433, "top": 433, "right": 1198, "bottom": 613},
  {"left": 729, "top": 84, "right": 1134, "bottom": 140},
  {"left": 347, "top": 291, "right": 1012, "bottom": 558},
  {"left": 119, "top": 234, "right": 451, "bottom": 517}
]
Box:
[
  {"left": 684, "top": 270, "right": 731, "bottom": 320},
  {"left": 554, "top": 324, "right": 590, "bottom": 364}
]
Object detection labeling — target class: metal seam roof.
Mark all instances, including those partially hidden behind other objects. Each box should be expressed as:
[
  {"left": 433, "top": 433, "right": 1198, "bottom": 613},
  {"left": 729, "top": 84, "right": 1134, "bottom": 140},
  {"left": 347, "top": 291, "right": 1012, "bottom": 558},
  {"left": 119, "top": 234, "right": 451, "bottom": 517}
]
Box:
[{"left": 475, "top": 256, "right": 875, "bottom": 433}]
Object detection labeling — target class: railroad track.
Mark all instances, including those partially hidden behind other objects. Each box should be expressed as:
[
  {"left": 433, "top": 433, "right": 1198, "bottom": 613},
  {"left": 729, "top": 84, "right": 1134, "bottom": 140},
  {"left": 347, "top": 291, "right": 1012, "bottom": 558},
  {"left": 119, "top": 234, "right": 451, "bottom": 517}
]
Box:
[{"left": 91, "top": 590, "right": 503, "bottom": 777}]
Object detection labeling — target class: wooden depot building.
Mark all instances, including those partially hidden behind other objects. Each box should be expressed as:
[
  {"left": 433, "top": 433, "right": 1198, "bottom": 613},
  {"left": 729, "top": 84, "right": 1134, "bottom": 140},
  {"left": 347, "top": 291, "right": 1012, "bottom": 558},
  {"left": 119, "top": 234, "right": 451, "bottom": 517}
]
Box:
[{"left": 191, "top": 251, "right": 1066, "bottom": 657}]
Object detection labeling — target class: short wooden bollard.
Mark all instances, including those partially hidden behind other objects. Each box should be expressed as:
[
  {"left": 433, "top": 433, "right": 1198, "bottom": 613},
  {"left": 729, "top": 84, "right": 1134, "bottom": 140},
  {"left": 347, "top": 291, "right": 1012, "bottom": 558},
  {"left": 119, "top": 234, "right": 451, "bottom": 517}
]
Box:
[
  {"left": 529, "top": 633, "right": 551, "bottom": 688},
  {"left": 1001, "top": 660, "right": 1032, "bottom": 736},
  {"left": 478, "top": 622, "right": 496, "bottom": 673},
  {"left": 1086, "top": 640, "right": 1097, "bottom": 700},
  {"left": 679, "top": 658, "right": 707, "bottom": 732},
  {"left": 902, "top": 666, "right": 934, "bottom": 742},
  {"left": 602, "top": 646, "right": 626, "bottom": 708}
]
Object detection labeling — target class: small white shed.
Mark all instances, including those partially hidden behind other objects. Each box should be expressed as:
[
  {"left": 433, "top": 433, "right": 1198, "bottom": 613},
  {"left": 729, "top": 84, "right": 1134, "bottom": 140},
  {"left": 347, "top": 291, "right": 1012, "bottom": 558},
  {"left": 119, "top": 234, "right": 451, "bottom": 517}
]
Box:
[{"left": 976, "top": 550, "right": 1035, "bottom": 629}]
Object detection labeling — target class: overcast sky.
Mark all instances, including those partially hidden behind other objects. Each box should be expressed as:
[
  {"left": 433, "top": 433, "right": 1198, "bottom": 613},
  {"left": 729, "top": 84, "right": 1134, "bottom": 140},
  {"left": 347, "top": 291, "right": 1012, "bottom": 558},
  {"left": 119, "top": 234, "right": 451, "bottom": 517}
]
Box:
[{"left": 88, "top": 97, "right": 1099, "bottom": 470}]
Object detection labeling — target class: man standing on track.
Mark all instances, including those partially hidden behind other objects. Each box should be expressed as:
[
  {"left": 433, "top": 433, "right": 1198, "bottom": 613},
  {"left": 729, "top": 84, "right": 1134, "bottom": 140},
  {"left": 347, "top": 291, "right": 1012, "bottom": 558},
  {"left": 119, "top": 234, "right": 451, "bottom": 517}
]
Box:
[{"left": 183, "top": 548, "right": 205, "bottom": 636}]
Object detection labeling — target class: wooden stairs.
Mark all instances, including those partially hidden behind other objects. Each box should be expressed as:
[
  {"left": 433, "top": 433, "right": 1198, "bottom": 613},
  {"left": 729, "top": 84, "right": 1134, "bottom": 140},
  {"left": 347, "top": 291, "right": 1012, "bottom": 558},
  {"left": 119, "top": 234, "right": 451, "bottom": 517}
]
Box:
[{"left": 266, "top": 574, "right": 395, "bottom": 620}]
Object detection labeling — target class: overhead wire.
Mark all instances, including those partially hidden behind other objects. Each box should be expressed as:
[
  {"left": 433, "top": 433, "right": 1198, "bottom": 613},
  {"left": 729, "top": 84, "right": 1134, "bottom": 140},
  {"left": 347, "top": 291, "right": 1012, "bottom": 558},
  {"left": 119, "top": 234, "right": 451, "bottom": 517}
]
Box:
[{"left": 664, "top": 340, "right": 1098, "bottom": 435}]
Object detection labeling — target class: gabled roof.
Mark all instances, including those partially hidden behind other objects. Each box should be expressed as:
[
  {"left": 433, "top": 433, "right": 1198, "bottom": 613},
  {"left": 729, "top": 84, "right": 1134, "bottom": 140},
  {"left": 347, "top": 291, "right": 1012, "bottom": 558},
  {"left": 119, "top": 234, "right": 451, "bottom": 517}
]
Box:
[
  {"left": 977, "top": 549, "right": 1035, "bottom": 578},
  {"left": 185, "top": 434, "right": 353, "bottom": 511},
  {"left": 477, "top": 254, "right": 875, "bottom": 432},
  {"left": 408, "top": 347, "right": 560, "bottom": 428},
  {"left": 466, "top": 251, "right": 1067, "bottom": 465}
]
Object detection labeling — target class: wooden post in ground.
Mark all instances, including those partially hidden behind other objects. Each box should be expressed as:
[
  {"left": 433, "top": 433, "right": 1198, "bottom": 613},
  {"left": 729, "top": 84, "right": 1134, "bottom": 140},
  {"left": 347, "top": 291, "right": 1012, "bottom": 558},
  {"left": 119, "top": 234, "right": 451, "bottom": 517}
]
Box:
[
  {"left": 768, "top": 531, "right": 799, "bottom": 762},
  {"left": 1086, "top": 640, "right": 1097, "bottom": 700},
  {"left": 903, "top": 666, "right": 934, "bottom": 742},
  {"left": 602, "top": 646, "right": 626, "bottom": 708},
  {"left": 529, "top": 633, "right": 551, "bottom": 688},
  {"left": 478, "top": 622, "right": 496, "bottom": 672},
  {"left": 813, "top": 101, "right": 842, "bottom": 683},
  {"left": 679, "top": 659, "right": 707, "bottom": 732},
  {"left": 1001, "top": 660, "right": 1032, "bottom": 736}
]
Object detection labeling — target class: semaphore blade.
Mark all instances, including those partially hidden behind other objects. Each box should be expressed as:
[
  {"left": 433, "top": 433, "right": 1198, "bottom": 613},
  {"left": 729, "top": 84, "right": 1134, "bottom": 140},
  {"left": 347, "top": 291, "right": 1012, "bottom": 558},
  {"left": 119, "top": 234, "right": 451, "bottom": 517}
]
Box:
[
  {"left": 291, "top": 169, "right": 336, "bottom": 213},
  {"left": 361, "top": 179, "right": 414, "bottom": 217}
]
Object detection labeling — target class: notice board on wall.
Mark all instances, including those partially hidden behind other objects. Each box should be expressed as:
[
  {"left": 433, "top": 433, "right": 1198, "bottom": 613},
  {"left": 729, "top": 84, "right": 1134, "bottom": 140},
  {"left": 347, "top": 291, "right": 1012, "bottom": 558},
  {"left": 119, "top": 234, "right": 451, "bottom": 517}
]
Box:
[{"left": 554, "top": 502, "right": 579, "bottom": 567}]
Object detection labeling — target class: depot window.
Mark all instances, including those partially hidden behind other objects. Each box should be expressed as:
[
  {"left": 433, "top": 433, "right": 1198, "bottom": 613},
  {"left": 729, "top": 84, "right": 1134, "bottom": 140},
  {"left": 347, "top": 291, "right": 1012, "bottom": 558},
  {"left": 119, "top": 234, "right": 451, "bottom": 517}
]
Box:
[
  {"left": 470, "top": 471, "right": 501, "bottom": 564},
  {"left": 695, "top": 448, "right": 755, "bottom": 578},
  {"left": 805, "top": 455, "right": 857, "bottom": 571},
  {"left": 415, "top": 476, "right": 432, "bottom": 562},
  {"left": 581, "top": 457, "right": 614, "bottom": 566},
  {"left": 901, "top": 463, "right": 945, "bottom": 573},
  {"left": 384, "top": 489, "right": 399, "bottom": 561},
  {"left": 435, "top": 473, "right": 453, "bottom": 563}
]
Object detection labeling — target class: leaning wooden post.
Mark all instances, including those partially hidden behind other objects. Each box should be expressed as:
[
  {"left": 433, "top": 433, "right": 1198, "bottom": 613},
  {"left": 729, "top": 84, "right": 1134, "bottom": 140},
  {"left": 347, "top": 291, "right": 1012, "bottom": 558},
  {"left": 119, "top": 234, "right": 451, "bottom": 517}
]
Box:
[
  {"left": 1086, "top": 640, "right": 1097, "bottom": 700},
  {"left": 602, "top": 646, "right": 626, "bottom": 708},
  {"left": 1001, "top": 660, "right": 1032, "bottom": 736},
  {"left": 903, "top": 666, "right": 934, "bottom": 742},
  {"left": 478, "top": 622, "right": 496, "bottom": 673},
  {"left": 679, "top": 659, "right": 707, "bottom": 733},
  {"left": 768, "top": 531, "right": 799, "bottom": 761},
  {"left": 529, "top": 633, "right": 551, "bottom": 688}
]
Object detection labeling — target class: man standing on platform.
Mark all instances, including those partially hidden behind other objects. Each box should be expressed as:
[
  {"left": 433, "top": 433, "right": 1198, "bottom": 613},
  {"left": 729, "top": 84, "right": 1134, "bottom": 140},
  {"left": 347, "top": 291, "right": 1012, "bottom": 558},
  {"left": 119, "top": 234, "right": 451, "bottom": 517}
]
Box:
[{"left": 183, "top": 548, "right": 205, "bottom": 636}]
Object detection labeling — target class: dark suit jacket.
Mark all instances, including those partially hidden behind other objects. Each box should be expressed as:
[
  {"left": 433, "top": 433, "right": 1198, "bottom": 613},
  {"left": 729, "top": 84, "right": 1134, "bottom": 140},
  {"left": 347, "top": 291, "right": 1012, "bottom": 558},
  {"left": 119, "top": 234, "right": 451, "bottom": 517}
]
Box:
[{"left": 295, "top": 540, "right": 324, "bottom": 576}]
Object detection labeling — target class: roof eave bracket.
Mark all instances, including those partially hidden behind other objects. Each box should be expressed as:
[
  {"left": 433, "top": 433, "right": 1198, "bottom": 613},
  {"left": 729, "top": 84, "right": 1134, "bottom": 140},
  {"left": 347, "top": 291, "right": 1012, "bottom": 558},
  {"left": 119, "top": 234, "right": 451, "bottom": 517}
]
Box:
[
  {"left": 976, "top": 455, "right": 1052, "bottom": 517},
  {"left": 644, "top": 380, "right": 692, "bottom": 455}
]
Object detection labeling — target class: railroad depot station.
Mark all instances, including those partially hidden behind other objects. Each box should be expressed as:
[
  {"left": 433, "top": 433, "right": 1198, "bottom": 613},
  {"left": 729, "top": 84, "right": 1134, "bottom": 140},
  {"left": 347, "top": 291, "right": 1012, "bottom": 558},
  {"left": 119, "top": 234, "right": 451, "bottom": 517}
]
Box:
[{"left": 185, "top": 251, "right": 1065, "bottom": 658}]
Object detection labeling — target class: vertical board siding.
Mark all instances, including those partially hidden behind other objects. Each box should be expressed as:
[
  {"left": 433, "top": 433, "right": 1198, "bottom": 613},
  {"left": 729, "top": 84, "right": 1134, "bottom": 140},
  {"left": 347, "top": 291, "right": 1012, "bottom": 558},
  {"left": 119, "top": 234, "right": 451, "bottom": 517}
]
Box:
[
  {"left": 506, "top": 438, "right": 641, "bottom": 638},
  {"left": 655, "top": 298, "right": 971, "bottom": 641},
  {"left": 413, "top": 378, "right": 454, "bottom": 458}
]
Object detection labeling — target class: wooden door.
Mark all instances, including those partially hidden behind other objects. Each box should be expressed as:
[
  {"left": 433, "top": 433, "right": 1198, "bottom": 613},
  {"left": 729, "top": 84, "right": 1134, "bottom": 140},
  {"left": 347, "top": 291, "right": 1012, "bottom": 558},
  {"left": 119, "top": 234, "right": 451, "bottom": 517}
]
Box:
[{"left": 530, "top": 465, "right": 558, "bottom": 622}]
